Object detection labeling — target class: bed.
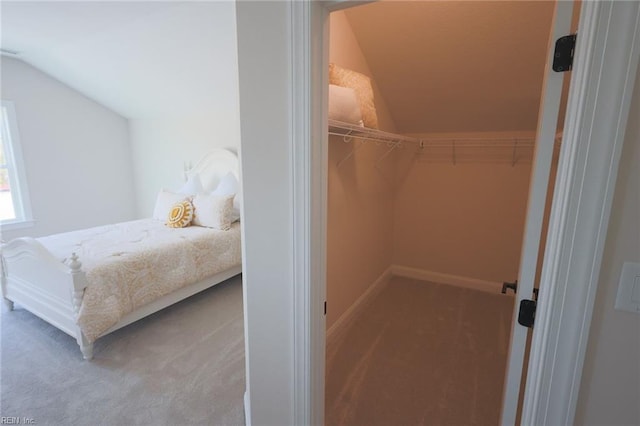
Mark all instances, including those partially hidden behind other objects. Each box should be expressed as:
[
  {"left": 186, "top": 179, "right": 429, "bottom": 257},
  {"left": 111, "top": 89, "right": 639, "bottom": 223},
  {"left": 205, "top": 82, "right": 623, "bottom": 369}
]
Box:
[{"left": 1, "top": 148, "right": 242, "bottom": 360}]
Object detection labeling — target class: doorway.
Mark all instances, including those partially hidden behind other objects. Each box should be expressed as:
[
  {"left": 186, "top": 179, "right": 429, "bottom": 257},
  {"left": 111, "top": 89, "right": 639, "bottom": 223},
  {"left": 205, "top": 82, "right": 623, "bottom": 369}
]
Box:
[
  {"left": 274, "top": 0, "right": 640, "bottom": 425},
  {"left": 323, "top": 1, "right": 576, "bottom": 423},
  {"left": 232, "top": 1, "right": 640, "bottom": 424}
]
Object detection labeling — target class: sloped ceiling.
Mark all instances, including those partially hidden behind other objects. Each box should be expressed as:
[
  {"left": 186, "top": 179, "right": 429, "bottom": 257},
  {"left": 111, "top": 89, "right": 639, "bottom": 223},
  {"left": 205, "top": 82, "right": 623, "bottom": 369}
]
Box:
[
  {"left": 1, "top": 1, "right": 237, "bottom": 119},
  {"left": 2, "top": 1, "right": 559, "bottom": 131},
  {"left": 343, "top": 1, "right": 556, "bottom": 134}
]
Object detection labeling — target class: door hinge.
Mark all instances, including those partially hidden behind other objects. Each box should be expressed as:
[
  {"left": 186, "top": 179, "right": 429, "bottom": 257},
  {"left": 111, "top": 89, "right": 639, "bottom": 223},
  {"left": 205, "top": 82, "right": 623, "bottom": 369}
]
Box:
[
  {"left": 501, "top": 280, "right": 539, "bottom": 300},
  {"left": 518, "top": 299, "right": 537, "bottom": 328},
  {"left": 553, "top": 34, "right": 577, "bottom": 72},
  {"left": 502, "top": 280, "right": 518, "bottom": 294}
]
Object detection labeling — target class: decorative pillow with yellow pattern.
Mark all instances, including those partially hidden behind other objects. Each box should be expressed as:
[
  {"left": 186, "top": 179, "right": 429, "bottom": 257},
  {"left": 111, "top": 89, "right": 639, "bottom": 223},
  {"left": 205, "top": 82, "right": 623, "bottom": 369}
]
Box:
[{"left": 166, "top": 200, "right": 194, "bottom": 228}]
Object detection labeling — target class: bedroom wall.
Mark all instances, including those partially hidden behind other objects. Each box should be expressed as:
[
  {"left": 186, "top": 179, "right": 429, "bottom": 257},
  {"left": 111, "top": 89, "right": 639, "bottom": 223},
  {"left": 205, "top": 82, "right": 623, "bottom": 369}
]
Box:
[
  {"left": 575, "top": 68, "right": 640, "bottom": 426},
  {"left": 236, "top": 1, "right": 300, "bottom": 423},
  {"left": 129, "top": 113, "right": 240, "bottom": 218},
  {"left": 326, "top": 11, "right": 399, "bottom": 329},
  {"left": 128, "top": 1, "right": 240, "bottom": 218},
  {"left": 0, "top": 57, "right": 136, "bottom": 240}
]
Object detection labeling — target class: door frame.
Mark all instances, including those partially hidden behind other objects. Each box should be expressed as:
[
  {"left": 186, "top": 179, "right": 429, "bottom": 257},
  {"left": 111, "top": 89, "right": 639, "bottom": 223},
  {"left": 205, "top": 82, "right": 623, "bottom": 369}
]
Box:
[
  {"left": 289, "top": 1, "right": 640, "bottom": 425},
  {"left": 502, "top": 1, "right": 576, "bottom": 423}
]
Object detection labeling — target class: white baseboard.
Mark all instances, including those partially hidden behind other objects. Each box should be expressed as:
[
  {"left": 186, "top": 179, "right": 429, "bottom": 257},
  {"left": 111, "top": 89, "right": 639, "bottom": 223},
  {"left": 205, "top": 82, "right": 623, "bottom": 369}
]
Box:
[
  {"left": 325, "top": 266, "right": 503, "bottom": 344},
  {"left": 391, "top": 264, "right": 504, "bottom": 294},
  {"left": 326, "top": 266, "right": 392, "bottom": 342}
]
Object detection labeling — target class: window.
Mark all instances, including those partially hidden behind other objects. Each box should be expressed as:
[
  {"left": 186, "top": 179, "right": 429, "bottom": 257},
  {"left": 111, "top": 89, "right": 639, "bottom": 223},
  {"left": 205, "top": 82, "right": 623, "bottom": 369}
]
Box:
[{"left": 1, "top": 100, "right": 33, "bottom": 229}]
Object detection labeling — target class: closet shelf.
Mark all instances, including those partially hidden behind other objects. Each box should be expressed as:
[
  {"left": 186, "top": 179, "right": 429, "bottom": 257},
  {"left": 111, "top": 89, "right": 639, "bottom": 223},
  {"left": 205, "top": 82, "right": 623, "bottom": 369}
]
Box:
[
  {"left": 328, "top": 119, "right": 419, "bottom": 146},
  {"left": 329, "top": 119, "right": 562, "bottom": 148},
  {"left": 329, "top": 119, "right": 562, "bottom": 167}
]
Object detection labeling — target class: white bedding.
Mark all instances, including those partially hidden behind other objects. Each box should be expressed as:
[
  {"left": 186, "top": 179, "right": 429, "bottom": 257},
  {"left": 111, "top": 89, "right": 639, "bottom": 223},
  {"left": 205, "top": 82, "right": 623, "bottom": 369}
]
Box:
[{"left": 38, "top": 219, "right": 242, "bottom": 342}]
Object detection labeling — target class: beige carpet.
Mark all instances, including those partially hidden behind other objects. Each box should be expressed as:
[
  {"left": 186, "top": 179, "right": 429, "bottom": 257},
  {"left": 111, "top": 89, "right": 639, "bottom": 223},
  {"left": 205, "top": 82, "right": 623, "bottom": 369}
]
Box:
[
  {"left": 1, "top": 275, "right": 245, "bottom": 426},
  {"left": 326, "top": 276, "right": 514, "bottom": 426}
]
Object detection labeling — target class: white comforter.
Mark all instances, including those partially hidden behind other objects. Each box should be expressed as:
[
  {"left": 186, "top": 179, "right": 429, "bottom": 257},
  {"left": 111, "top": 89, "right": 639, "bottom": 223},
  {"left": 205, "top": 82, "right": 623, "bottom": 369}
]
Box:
[{"left": 38, "top": 219, "right": 242, "bottom": 342}]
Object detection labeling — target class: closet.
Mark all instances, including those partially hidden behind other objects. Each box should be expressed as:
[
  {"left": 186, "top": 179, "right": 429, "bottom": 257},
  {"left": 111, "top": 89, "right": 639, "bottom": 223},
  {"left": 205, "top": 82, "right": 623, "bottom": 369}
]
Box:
[{"left": 325, "top": 2, "right": 578, "bottom": 425}]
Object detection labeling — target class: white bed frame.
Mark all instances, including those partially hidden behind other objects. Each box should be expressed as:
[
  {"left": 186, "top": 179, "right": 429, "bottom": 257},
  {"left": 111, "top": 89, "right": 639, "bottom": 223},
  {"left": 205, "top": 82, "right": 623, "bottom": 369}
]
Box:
[{"left": 1, "top": 148, "right": 241, "bottom": 360}]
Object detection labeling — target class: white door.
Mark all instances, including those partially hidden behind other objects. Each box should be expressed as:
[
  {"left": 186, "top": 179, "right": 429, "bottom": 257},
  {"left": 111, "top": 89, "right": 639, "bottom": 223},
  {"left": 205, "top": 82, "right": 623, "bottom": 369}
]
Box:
[{"left": 501, "top": 1, "right": 576, "bottom": 424}]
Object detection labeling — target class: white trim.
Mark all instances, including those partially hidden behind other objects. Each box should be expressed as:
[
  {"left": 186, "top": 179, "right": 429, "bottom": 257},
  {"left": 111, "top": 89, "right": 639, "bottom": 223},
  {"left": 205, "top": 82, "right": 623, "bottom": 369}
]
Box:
[
  {"left": 291, "top": 2, "right": 331, "bottom": 424},
  {"left": 308, "top": 1, "right": 331, "bottom": 426},
  {"left": 326, "top": 267, "right": 392, "bottom": 342},
  {"left": 501, "top": 2, "right": 575, "bottom": 423},
  {"left": 523, "top": 2, "right": 640, "bottom": 425},
  {"left": 243, "top": 391, "right": 251, "bottom": 426},
  {"left": 1, "top": 219, "right": 35, "bottom": 232},
  {"left": 391, "top": 265, "right": 503, "bottom": 294},
  {"left": 0, "top": 100, "right": 33, "bottom": 226},
  {"left": 309, "top": 3, "right": 330, "bottom": 425},
  {"left": 291, "top": 1, "right": 312, "bottom": 425}
]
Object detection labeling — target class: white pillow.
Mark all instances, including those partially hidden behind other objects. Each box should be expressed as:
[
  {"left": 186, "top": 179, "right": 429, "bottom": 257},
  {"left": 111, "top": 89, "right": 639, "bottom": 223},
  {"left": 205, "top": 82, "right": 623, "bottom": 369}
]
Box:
[
  {"left": 329, "top": 84, "right": 364, "bottom": 126},
  {"left": 211, "top": 172, "right": 238, "bottom": 196},
  {"left": 192, "top": 194, "right": 234, "bottom": 230},
  {"left": 178, "top": 174, "right": 204, "bottom": 195},
  {"left": 153, "top": 190, "right": 189, "bottom": 220},
  {"left": 231, "top": 188, "right": 242, "bottom": 222},
  {"left": 329, "top": 63, "right": 378, "bottom": 129},
  {"left": 211, "top": 172, "right": 241, "bottom": 222}
]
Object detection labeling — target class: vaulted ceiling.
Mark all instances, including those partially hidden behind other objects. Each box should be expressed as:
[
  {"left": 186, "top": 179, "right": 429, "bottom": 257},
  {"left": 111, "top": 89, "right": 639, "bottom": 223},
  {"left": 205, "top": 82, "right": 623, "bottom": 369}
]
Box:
[
  {"left": 1, "top": 1, "right": 237, "bottom": 120},
  {"left": 343, "top": 1, "right": 557, "bottom": 134}
]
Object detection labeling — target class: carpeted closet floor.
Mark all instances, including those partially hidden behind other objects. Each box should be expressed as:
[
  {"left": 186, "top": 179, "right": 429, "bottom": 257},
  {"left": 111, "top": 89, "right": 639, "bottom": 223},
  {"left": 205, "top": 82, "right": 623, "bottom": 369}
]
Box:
[
  {"left": 326, "top": 276, "right": 514, "bottom": 426},
  {"left": 1, "top": 275, "right": 245, "bottom": 426}
]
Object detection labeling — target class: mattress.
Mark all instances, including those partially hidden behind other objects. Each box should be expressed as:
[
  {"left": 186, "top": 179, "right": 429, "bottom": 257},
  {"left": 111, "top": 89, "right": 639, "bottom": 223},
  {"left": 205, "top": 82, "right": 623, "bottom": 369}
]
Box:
[{"left": 38, "top": 219, "right": 242, "bottom": 342}]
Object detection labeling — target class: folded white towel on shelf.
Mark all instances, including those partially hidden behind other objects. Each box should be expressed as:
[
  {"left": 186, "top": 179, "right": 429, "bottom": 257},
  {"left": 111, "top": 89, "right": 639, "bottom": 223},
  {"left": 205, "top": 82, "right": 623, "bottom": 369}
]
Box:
[{"left": 329, "top": 84, "right": 364, "bottom": 127}]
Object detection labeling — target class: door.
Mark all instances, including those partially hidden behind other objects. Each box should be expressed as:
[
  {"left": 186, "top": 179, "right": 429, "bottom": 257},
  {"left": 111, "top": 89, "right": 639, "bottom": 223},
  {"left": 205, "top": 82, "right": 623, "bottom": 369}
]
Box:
[{"left": 501, "top": 1, "right": 576, "bottom": 424}]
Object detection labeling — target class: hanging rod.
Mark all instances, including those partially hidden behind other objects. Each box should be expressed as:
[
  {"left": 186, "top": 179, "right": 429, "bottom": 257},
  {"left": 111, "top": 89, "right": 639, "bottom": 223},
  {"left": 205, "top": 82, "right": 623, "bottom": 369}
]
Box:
[
  {"left": 418, "top": 140, "right": 561, "bottom": 148},
  {"left": 329, "top": 119, "right": 562, "bottom": 147}
]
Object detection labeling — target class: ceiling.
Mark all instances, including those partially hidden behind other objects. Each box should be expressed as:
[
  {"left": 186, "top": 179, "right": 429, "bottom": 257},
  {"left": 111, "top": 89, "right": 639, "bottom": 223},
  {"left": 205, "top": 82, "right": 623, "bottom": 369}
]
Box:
[
  {"left": 1, "top": 1, "right": 238, "bottom": 119},
  {"left": 343, "top": 1, "right": 556, "bottom": 134},
  {"left": 2, "top": 1, "right": 561, "bottom": 131}
]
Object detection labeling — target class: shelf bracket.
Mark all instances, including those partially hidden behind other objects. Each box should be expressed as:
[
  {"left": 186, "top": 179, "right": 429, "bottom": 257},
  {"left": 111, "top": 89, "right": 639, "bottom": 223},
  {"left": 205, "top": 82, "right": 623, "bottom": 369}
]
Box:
[
  {"left": 337, "top": 139, "right": 364, "bottom": 168},
  {"left": 375, "top": 141, "right": 401, "bottom": 169}
]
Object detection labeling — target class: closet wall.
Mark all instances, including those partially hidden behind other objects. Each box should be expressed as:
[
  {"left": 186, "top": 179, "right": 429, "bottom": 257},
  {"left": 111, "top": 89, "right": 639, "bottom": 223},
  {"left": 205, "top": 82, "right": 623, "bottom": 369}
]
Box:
[
  {"left": 326, "top": 11, "right": 398, "bottom": 329},
  {"left": 393, "top": 136, "right": 543, "bottom": 284},
  {"left": 388, "top": 2, "right": 576, "bottom": 285}
]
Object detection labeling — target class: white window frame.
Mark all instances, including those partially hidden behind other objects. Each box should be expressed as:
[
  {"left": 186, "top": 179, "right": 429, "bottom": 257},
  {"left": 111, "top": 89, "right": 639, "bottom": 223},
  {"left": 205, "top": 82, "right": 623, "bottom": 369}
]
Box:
[{"left": 1, "top": 100, "right": 34, "bottom": 231}]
